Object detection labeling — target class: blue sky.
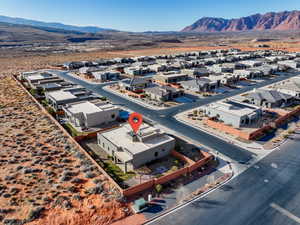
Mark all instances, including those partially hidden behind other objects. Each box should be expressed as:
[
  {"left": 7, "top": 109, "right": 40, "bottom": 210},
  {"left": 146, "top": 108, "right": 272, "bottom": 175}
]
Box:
[{"left": 0, "top": 0, "right": 300, "bottom": 31}]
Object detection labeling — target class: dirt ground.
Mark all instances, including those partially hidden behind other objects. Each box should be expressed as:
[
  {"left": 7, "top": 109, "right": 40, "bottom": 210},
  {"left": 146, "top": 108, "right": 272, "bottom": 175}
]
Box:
[
  {"left": 2, "top": 41, "right": 300, "bottom": 77},
  {"left": 0, "top": 76, "right": 131, "bottom": 224}
]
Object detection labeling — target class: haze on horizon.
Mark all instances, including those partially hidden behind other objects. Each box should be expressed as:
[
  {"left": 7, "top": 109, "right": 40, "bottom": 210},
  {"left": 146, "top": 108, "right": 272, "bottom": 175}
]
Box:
[{"left": 1, "top": 0, "right": 300, "bottom": 32}]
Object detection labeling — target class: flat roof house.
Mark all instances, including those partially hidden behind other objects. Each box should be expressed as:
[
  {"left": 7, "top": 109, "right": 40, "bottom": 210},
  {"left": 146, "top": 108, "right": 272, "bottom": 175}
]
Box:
[
  {"left": 45, "top": 86, "right": 98, "bottom": 110},
  {"left": 153, "top": 72, "right": 188, "bottom": 84},
  {"left": 277, "top": 60, "right": 300, "bottom": 69},
  {"left": 91, "top": 71, "right": 120, "bottom": 82},
  {"left": 240, "top": 60, "right": 263, "bottom": 67},
  {"left": 124, "top": 66, "right": 152, "bottom": 76},
  {"left": 209, "top": 73, "right": 240, "bottom": 85},
  {"left": 245, "top": 89, "right": 294, "bottom": 108},
  {"left": 22, "top": 71, "right": 63, "bottom": 89},
  {"left": 203, "top": 100, "right": 262, "bottom": 128},
  {"left": 209, "top": 64, "right": 234, "bottom": 73},
  {"left": 181, "top": 68, "right": 210, "bottom": 77},
  {"left": 63, "top": 101, "right": 120, "bottom": 130},
  {"left": 180, "top": 78, "right": 220, "bottom": 92},
  {"left": 275, "top": 78, "right": 300, "bottom": 99},
  {"left": 119, "top": 77, "right": 152, "bottom": 93},
  {"left": 97, "top": 123, "right": 175, "bottom": 172},
  {"left": 144, "top": 85, "right": 184, "bottom": 102}
]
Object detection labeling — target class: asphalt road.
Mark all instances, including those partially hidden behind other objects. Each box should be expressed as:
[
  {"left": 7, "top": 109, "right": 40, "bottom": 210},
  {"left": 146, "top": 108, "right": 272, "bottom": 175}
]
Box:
[
  {"left": 52, "top": 70, "right": 300, "bottom": 225},
  {"left": 52, "top": 70, "right": 299, "bottom": 163},
  {"left": 148, "top": 132, "right": 300, "bottom": 225}
]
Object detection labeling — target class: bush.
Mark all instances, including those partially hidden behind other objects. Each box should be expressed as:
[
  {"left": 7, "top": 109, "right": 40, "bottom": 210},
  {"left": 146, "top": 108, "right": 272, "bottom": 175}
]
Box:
[
  {"left": 29, "top": 89, "right": 36, "bottom": 96},
  {"left": 155, "top": 184, "right": 163, "bottom": 195},
  {"left": 3, "top": 219, "right": 24, "bottom": 225},
  {"left": 27, "top": 207, "right": 45, "bottom": 222},
  {"left": 85, "top": 172, "right": 96, "bottom": 179},
  {"left": 87, "top": 185, "right": 103, "bottom": 195}
]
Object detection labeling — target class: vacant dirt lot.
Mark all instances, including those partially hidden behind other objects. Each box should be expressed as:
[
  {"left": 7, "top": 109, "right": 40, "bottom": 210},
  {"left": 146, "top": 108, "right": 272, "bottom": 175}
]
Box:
[{"left": 0, "top": 76, "right": 131, "bottom": 224}]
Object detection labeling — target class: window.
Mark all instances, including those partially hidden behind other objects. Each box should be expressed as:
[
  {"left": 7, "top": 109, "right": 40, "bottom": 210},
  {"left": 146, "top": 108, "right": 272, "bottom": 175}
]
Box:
[
  {"left": 154, "top": 152, "right": 158, "bottom": 157},
  {"left": 111, "top": 114, "right": 115, "bottom": 119},
  {"left": 162, "top": 149, "right": 165, "bottom": 152},
  {"left": 102, "top": 143, "right": 105, "bottom": 148}
]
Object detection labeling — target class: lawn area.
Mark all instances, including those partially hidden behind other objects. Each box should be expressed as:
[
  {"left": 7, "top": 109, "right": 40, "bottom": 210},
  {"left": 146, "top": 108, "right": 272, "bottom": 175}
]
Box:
[
  {"left": 63, "top": 122, "right": 86, "bottom": 137},
  {"left": 103, "top": 160, "right": 135, "bottom": 182}
]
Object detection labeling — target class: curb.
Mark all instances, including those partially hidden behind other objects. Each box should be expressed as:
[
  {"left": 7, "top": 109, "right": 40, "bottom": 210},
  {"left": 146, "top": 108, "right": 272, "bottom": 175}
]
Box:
[
  {"left": 143, "top": 171, "right": 234, "bottom": 225},
  {"left": 175, "top": 115, "right": 263, "bottom": 151}
]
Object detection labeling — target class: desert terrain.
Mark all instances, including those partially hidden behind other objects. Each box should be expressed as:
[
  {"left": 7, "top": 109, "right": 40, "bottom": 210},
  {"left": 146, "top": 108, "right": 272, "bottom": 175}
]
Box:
[{"left": 0, "top": 75, "right": 132, "bottom": 225}]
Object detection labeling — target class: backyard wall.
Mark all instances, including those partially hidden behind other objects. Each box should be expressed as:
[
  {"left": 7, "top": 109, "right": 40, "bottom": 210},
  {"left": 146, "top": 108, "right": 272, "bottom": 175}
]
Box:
[
  {"left": 122, "top": 150, "right": 213, "bottom": 197},
  {"left": 205, "top": 119, "right": 251, "bottom": 140},
  {"left": 205, "top": 106, "right": 300, "bottom": 141},
  {"left": 74, "top": 125, "right": 120, "bottom": 141},
  {"left": 274, "top": 106, "right": 300, "bottom": 127}
]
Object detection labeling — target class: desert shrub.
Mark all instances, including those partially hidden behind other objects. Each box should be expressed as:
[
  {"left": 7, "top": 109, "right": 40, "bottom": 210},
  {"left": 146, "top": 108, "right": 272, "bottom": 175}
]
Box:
[
  {"left": 3, "top": 219, "right": 24, "bottom": 225},
  {"left": 0, "top": 208, "right": 15, "bottom": 214},
  {"left": 16, "top": 166, "right": 23, "bottom": 171},
  {"left": 85, "top": 172, "right": 96, "bottom": 179},
  {"left": 71, "top": 178, "right": 85, "bottom": 184},
  {"left": 67, "top": 186, "right": 77, "bottom": 193},
  {"left": 10, "top": 188, "right": 20, "bottom": 195},
  {"left": 26, "top": 207, "right": 45, "bottom": 222},
  {"left": 63, "top": 200, "right": 73, "bottom": 210},
  {"left": 3, "top": 194, "right": 11, "bottom": 198},
  {"left": 72, "top": 195, "right": 83, "bottom": 201},
  {"left": 92, "top": 179, "right": 102, "bottom": 184}
]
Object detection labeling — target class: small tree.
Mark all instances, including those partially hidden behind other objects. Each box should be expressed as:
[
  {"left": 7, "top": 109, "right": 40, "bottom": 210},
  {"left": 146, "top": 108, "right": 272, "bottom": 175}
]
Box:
[{"left": 155, "top": 184, "right": 163, "bottom": 197}]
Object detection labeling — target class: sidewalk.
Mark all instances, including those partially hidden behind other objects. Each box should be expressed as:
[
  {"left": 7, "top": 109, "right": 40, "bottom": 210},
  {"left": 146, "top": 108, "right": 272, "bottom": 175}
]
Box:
[
  {"left": 175, "top": 112, "right": 264, "bottom": 151},
  {"left": 103, "top": 85, "right": 168, "bottom": 110},
  {"left": 141, "top": 159, "right": 231, "bottom": 220}
]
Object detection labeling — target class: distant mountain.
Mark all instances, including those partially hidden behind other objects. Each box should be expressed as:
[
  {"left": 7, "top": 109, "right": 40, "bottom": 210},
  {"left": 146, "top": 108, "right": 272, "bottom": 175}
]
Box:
[
  {"left": 182, "top": 10, "right": 300, "bottom": 32},
  {"left": 0, "top": 15, "right": 116, "bottom": 33}
]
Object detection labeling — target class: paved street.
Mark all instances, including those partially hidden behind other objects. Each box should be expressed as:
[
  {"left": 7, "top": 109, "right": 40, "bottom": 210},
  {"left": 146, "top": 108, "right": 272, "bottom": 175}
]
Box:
[
  {"left": 147, "top": 132, "right": 300, "bottom": 225},
  {"left": 52, "top": 70, "right": 300, "bottom": 225},
  {"left": 52, "top": 70, "right": 299, "bottom": 163}
]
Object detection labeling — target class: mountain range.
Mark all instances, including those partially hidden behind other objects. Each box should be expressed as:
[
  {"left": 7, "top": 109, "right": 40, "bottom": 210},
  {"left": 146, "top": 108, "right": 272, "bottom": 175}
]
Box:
[
  {"left": 0, "top": 15, "right": 115, "bottom": 33},
  {"left": 182, "top": 10, "right": 300, "bottom": 32}
]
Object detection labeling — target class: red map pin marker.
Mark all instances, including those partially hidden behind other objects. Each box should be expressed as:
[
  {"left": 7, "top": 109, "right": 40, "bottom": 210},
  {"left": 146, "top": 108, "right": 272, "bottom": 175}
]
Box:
[{"left": 128, "top": 112, "right": 143, "bottom": 134}]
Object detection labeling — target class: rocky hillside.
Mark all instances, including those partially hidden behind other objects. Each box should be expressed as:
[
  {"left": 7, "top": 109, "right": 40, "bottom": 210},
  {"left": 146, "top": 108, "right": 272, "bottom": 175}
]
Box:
[{"left": 182, "top": 10, "right": 300, "bottom": 32}]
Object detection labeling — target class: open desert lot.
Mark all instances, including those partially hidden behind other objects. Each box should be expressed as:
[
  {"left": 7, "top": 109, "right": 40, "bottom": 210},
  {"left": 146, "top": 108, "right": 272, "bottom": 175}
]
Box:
[{"left": 0, "top": 75, "right": 132, "bottom": 225}]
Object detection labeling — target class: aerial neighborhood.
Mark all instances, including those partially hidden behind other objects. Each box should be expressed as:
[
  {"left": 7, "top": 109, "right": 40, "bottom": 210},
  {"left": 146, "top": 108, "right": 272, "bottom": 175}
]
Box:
[
  {"left": 4, "top": 3, "right": 300, "bottom": 225},
  {"left": 14, "top": 47, "right": 300, "bottom": 222}
]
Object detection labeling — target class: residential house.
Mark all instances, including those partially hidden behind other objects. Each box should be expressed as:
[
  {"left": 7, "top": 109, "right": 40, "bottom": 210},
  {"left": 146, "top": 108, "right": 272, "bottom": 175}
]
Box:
[
  {"left": 180, "top": 78, "right": 220, "bottom": 92},
  {"left": 97, "top": 123, "right": 175, "bottom": 172},
  {"left": 119, "top": 77, "right": 152, "bottom": 93},
  {"left": 209, "top": 73, "right": 240, "bottom": 85},
  {"left": 240, "top": 60, "right": 262, "bottom": 67},
  {"left": 124, "top": 67, "right": 153, "bottom": 76},
  {"left": 45, "top": 86, "right": 98, "bottom": 110},
  {"left": 63, "top": 101, "right": 120, "bottom": 130},
  {"left": 275, "top": 78, "right": 300, "bottom": 99},
  {"left": 144, "top": 85, "right": 184, "bottom": 102},
  {"left": 277, "top": 60, "right": 300, "bottom": 69},
  {"left": 153, "top": 72, "right": 189, "bottom": 84},
  {"left": 91, "top": 71, "right": 121, "bottom": 82},
  {"left": 245, "top": 89, "right": 294, "bottom": 108},
  {"left": 203, "top": 100, "right": 262, "bottom": 128}
]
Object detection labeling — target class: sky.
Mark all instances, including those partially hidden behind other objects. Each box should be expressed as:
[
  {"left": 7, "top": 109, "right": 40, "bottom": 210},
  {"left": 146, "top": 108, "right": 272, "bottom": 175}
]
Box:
[{"left": 0, "top": 0, "right": 300, "bottom": 32}]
